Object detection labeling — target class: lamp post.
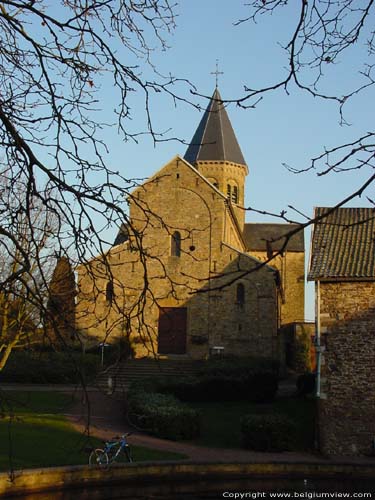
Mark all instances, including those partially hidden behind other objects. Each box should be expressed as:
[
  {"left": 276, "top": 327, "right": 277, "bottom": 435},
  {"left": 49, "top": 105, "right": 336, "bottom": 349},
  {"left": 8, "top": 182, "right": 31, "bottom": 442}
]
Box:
[{"left": 99, "top": 342, "right": 110, "bottom": 367}]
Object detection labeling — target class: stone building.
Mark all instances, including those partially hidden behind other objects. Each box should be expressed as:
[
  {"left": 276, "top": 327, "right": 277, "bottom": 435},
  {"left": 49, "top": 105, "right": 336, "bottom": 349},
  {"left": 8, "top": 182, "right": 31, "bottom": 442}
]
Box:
[
  {"left": 76, "top": 88, "right": 305, "bottom": 361},
  {"left": 309, "top": 207, "right": 375, "bottom": 456}
]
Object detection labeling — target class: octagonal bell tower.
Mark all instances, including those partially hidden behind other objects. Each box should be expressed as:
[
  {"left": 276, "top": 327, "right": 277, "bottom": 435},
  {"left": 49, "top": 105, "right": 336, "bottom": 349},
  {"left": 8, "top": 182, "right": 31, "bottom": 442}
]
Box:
[{"left": 184, "top": 88, "right": 248, "bottom": 230}]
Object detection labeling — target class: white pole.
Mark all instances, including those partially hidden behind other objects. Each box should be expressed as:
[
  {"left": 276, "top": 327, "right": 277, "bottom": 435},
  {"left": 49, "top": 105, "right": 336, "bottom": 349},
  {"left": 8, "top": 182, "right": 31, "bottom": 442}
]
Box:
[{"left": 315, "top": 280, "right": 321, "bottom": 398}]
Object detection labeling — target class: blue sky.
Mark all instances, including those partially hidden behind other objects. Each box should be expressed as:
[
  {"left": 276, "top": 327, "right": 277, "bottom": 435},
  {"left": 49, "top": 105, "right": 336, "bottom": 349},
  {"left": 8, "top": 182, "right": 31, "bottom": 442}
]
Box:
[{"left": 91, "top": 1, "right": 374, "bottom": 320}]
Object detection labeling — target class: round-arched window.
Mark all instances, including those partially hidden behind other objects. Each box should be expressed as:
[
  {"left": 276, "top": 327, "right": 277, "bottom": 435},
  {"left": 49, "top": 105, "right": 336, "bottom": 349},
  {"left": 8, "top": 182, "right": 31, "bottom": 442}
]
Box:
[
  {"left": 236, "top": 283, "right": 245, "bottom": 305},
  {"left": 106, "top": 280, "right": 114, "bottom": 303},
  {"left": 171, "top": 231, "right": 181, "bottom": 257},
  {"left": 227, "top": 182, "right": 239, "bottom": 204}
]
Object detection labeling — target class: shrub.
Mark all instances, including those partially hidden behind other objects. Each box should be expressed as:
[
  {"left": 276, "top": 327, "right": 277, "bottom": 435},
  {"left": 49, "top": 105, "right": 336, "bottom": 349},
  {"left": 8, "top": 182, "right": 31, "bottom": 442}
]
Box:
[
  {"left": 241, "top": 414, "right": 296, "bottom": 451},
  {"left": 129, "top": 370, "right": 278, "bottom": 403},
  {"left": 127, "top": 390, "right": 200, "bottom": 440},
  {"left": 293, "top": 327, "right": 313, "bottom": 373},
  {"left": 167, "top": 372, "right": 278, "bottom": 403},
  {"left": 198, "top": 356, "right": 279, "bottom": 378},
  {"left": 0, "top": 351, "right": 100, "bottom": 384}
]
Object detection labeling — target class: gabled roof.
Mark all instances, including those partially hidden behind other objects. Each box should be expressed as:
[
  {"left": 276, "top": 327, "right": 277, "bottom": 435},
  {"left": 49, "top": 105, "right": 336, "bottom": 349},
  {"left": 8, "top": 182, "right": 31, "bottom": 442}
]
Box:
[
  {"left": 308, "top": 207, "right": 375, "bottom": 280},
  {"left": 113, "top": 223, "right": 129, "bottom": 246},
  {"left": 118, "top": 155, "right": 247, "bottom": 254},
  {"left": 222, "top": 242, "right": 278, "bottom": 273},
  {"left": 243, "top": 223, "right": 304, "bottom": 253},
  {"left": 184, "top": 88, "right": 246, "bottom": 166},
  {"left": 131, "top": 155, "right": 227, "bottom": 200}
]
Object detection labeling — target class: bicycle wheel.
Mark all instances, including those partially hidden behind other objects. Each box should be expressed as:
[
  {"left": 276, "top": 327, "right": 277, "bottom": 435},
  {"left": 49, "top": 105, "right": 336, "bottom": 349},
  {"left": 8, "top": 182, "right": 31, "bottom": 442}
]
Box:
[{"left": 89, "top": 448, "right": 109, "bottom": 467}]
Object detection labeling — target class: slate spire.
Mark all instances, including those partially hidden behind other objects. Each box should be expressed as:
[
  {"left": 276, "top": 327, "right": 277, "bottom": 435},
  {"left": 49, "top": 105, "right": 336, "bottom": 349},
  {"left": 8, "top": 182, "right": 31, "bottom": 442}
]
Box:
[{"left": 184, "top": 88, "right": 246, "bottom": 166}]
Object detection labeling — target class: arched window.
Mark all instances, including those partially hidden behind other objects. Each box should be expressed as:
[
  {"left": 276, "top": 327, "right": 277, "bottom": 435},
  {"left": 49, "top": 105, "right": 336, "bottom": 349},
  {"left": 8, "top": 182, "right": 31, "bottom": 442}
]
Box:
[
  {"left": 171, "top": 231, "right": 181, "bottom": 257},
  {"left": 236, "top": 283, "right": 245, "bottom": 306},
  {"left": 227, "top": 183, "right": 239, "bottom": 204},
  {"left": 232, "top": 185, "right": 238, "bottom": 204},
  {"left": 106, "top": 280, "right": 114, "bottom": 304}
]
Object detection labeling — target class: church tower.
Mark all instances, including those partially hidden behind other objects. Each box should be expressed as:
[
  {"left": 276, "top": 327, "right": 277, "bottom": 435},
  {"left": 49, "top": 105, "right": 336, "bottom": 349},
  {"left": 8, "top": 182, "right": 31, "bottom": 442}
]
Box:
[{"left": 184, "top": 88, "right": 248, "bottom": 230}]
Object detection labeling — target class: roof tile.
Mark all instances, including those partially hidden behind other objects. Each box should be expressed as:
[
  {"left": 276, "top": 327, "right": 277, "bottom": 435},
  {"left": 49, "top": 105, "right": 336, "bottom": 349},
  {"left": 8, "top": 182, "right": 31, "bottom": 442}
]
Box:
[
  {"left": 184, "top": 88, "right": 246, "bottom": 166},
  {"left": 308, "top": 207, "right": 375, "bottom": 280},
  {"left": 243, "top": 223, "right": 304, "bottom": 252}
]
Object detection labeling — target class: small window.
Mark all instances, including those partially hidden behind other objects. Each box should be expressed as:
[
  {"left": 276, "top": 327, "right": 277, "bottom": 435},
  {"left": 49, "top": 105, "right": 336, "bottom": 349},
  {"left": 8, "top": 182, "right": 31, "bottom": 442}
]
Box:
[
  {"left": 207, "top": 177, "right": 219, "bottom": 190},
  {"left": 236, "top": 283, "right": 245, "bottom": 306},
  {"left": 171, "top": 231, "right": 181, "bottom": 257},
  {"left": 106, "top": 281, "right": 114, "bottom": 303},
  {"left": 227, "top": 184, "right": 231, "bottom": 199}
]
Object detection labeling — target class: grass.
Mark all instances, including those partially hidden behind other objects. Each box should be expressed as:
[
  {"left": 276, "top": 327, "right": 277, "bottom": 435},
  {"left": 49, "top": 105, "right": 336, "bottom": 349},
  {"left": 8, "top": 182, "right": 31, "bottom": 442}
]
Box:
[
  {"left": 0, "top": 391, "right": 186, "bottom": 471},
  {"left": 188, "top": 396, "right": 316, "bottom": 451}
]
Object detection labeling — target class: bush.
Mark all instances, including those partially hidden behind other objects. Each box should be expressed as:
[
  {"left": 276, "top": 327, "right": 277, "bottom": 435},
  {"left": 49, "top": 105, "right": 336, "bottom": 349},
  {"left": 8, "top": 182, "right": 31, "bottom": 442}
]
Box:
[
  {"left": 129, "top": 370, "right": 278, "bottom": 403},
  {"left": 198, "top": 356, "right": 279, "bottom": 377},
  {"left": 241, "top": 414, "right": 296, "bottom": 451},
  {"left": 127, "top": 390, "right": 200, "bottom": 440},
  {"left": 169, "top": 373, "right": 278, "bottom": 403},
  {"left": 0, "top": 351, "right": 100, "bottom": 384}
]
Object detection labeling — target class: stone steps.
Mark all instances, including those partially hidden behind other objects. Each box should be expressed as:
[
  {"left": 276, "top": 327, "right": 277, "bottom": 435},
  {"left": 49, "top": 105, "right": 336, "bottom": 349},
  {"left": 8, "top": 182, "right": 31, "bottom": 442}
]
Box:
[{"left": 95, "top": 358, "right": 201, "bottom": 392}]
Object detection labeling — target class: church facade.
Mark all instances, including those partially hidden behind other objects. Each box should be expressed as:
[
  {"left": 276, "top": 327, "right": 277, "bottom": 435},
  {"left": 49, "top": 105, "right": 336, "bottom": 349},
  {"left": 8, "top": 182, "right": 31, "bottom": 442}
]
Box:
[{"left": 76, "top": 89, "right": 305, "bottom": 360}]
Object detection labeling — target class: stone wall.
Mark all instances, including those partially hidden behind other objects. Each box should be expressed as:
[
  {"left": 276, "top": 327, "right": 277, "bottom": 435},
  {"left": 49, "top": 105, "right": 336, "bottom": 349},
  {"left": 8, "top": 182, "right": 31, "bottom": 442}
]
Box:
[
  {"left": 195, "top": 160, "right": 248, "bottom": 230},
  {"left": 318, "top": 280, "right": 375, "bottom": 456},
  {"left": 251, "top": 251, "right": 305, "bottom": 325}
]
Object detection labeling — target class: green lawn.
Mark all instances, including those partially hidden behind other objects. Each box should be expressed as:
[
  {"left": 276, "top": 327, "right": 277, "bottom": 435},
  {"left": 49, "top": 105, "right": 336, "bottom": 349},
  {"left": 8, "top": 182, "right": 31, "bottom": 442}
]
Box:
[
  {"left": 188, "top": 397, "right": 316, "bottom": 451},
  {"left": 0, "top": 391, "right": 186, "bottom": 471}
]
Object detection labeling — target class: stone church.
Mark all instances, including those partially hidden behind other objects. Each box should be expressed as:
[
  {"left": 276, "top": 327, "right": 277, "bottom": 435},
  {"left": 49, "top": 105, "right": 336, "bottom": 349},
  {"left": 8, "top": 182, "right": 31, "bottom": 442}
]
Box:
[{"left": 76, "top": 88, "right": 305, "bottom": 361}]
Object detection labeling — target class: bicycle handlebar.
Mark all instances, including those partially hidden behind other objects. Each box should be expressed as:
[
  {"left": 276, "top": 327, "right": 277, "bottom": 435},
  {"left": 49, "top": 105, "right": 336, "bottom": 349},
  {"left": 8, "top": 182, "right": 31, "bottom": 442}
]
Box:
[{"left": 112, "top": 433, "right": 132, "bottom": 440}]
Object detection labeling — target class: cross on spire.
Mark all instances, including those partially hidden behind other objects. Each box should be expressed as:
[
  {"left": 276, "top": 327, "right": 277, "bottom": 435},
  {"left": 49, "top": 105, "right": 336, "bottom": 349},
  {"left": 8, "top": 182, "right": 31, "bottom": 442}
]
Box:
[{"left": 210, "top": 59, "right": 223, "bottom": 88}]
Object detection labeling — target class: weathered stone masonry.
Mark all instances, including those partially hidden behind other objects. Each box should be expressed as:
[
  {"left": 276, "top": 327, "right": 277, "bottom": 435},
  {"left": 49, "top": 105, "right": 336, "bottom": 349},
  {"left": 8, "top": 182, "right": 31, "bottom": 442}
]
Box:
[
  {"left": 318, "top": 281, "right": 375, "bottom": 456},
  {"left": 76, "top": 88, "right": 305, "bottom": 363}
]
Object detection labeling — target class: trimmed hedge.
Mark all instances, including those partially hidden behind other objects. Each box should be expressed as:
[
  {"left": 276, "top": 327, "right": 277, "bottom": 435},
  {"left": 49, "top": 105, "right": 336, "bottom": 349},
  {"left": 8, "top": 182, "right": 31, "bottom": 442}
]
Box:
[
  {"left": 241, "top": 414, "right": 297, "bottom": 451},
  {"left": 198, "top": 356, "right": 279, "bottom": 378},
  {"left": 126, "top": 358, "right": 280, "bottom": 440},
  {"left": 129, "top": 371, "right": 278, "bottom": 403},
  {"left": 0, "top": 351, "right": 100, "bottom": 384},
  {"left": 127, "top": 389, "right": 200, "bottom": 440},
  {"left": 168, "top": 374, "right": 278, "bottom": 403}
]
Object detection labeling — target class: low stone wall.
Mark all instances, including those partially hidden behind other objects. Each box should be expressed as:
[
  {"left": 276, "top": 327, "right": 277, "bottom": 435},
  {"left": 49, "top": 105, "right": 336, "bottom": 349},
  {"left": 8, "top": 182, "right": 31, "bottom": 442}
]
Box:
[{"left": 2, "top": 462, "right": 375, "bottom": 498}]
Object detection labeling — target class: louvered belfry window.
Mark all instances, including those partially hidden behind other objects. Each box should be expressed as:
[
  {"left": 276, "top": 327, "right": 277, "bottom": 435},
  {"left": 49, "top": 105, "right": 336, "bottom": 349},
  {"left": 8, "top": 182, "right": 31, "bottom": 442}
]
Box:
[
  {"left": 227, "top": 183, "right": 238, "bottom": 203},
  {"left": 232, "top": 185, "right": 238, "bottom": 203}
]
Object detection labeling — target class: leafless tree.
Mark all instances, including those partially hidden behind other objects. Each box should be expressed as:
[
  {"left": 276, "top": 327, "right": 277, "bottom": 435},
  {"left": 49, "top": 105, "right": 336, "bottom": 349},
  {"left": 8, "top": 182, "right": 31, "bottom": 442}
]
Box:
[
  {"left": 235, "top": 0, "right": 375, "bottom": 201},
  {"left": 0, "top": 0, "right": 199, "bottom": 368},
  {"left": 1, "top": 1, "right": 373, "bottom": 364},
  {"left": 0, "top": 169, "right": 57, "bottom": 370}
]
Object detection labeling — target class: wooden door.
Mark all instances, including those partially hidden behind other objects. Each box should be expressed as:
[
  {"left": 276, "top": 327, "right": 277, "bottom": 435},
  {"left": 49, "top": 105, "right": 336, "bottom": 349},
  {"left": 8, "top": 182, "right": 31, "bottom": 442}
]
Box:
[{"left": 158, "top": 307, "right": 187, "bottom": 354}]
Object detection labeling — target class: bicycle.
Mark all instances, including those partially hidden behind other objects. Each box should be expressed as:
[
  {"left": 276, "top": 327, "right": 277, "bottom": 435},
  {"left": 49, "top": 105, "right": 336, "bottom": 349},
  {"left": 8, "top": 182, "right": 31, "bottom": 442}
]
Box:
[{"left": 88, "top": 433, "right": 133, "bottom": 467}]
